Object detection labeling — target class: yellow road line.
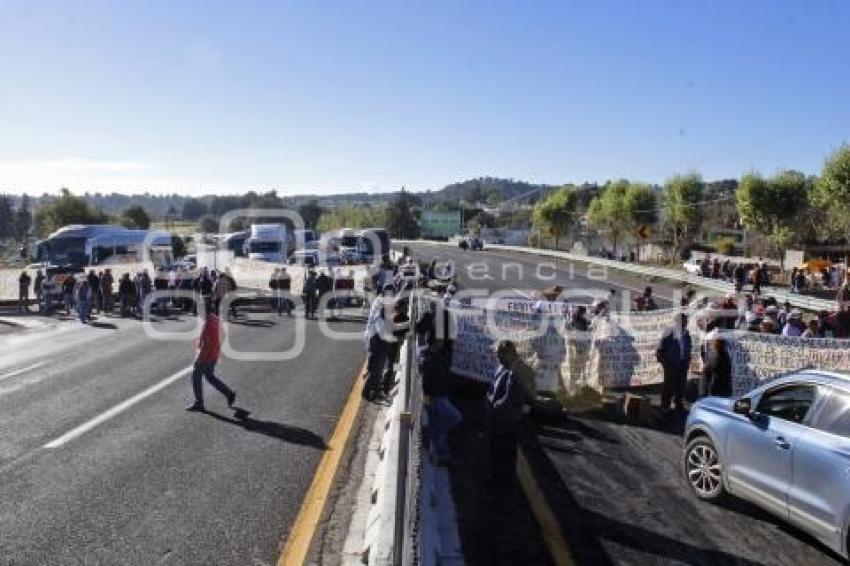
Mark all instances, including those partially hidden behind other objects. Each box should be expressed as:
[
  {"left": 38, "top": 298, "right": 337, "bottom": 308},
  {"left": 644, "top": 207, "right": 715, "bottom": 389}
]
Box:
[
  {"left": 278, "top": 362, "right": 366, "bottom": 566},
  {"left": 517, "top": 447, "right": 576, "bottom": 566}
]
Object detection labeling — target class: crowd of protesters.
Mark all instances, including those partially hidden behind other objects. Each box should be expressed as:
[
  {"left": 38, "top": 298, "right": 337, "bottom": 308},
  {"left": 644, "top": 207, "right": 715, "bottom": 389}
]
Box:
[{"left": 15, "top": 265, "right": 241, "bottom": 323}]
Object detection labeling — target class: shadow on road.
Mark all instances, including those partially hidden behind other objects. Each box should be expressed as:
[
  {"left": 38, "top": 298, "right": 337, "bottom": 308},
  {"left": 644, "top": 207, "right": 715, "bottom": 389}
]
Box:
[
  {"left": 521, "top": 431, "right": 769, "bottom": 566},
  {"left": 201, "top": 408, "right": 326, "bottom": 450},
  {"left": 226, "top": 317, "right": 276, "bottom": 328},
  {"left": 89, "top": 320, "right": 118, "bottom": 330}
]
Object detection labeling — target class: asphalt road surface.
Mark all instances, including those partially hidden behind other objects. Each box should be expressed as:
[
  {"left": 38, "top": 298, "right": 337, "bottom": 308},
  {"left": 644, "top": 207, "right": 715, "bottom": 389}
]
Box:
[
  {"left": 0, "top": 303, "right": 367, "bottom": 565},
  {"left": 400, "top": 242, "right": 844, "bottom": 566}
]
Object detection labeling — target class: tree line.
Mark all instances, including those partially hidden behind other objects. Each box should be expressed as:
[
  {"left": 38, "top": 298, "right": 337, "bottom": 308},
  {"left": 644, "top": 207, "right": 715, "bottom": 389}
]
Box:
[{"left": 531, "top": 145, "right": 850, "bottom": 260}]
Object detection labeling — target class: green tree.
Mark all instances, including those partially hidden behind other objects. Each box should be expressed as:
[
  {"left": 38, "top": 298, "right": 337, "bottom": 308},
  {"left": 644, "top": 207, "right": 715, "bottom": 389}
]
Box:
[
  {"left": 532, "top": 186, "right": 578, "bottom": 249},
  {"left": 736, "top": 170, "right": 810, "bottom": 259},
  {"left": 182, "top": 197, "right": 208, "bottom": 220},
  {"left": 0, "top": 196, "right": 13, "bottom": 239},
  {"left": 663, "top": 173, "right": 704, "bottom": 259},
  {"left": 298, "top": 200, "right": 324, "bottom": 230},
  {"left": 623, "top": 184, "right": 657, "bottom": 229},
  {"left": 587, "top": 181, "right": 630, "bottom": 253},
  {"left": 386, "top": 188, "right": 420, "bottom": 239},
  {"left": 316, "top": 205, "right": 387, "bottom": 232},
  {"left": 14, "top": 195, "right": 33, "bottom": 239},
  {"left": 171, "top": 234, "right": 187, "bottom": 258},
  {"left": 33, "top": 188, "right": 110, "bottom": 236},
  {"left": 813, "top": 145, "right": 850, "bottom": 241},
  {"left": 120, "top": 205, "right": 151, "bottom": 229},
  {"left": 198, "top": 215, "right": 219, "bottom": 233}
]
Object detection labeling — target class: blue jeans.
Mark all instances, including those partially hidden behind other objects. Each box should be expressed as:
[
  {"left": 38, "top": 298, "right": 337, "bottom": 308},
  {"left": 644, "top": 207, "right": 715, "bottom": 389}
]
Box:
[
  {"left": 191, "top": 361, "right": 233, "bottom": 406},
  {"left": 77, "top": 299, "right": 91, "bottom": 323}
]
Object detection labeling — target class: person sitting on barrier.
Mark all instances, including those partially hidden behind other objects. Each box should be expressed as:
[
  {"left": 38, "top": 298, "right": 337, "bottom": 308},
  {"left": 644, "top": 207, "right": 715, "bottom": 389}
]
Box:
[
  {"left": 421, "top": 336, "right": 460, "bottom": 466},
  {"left": 487, "top": 340, "right": 533, "bottom": 484}
]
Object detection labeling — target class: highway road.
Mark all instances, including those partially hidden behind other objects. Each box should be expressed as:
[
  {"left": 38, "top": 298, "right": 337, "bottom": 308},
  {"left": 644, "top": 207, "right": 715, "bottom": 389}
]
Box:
[
  {"left": 0, "top": 304, "right": 367, "bottom": 565},
  {"left": 401, "top": 242, "right": 844, "bottom": 566}
]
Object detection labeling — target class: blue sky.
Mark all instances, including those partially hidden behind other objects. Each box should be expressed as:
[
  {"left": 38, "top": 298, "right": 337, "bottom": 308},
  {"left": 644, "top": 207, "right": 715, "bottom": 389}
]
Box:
[{"left": 0, "top": 0, "right": 848, "bottom": 195}]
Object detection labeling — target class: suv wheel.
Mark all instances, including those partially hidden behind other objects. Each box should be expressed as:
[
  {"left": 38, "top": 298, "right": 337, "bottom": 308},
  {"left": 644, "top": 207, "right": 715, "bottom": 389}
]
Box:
[{"left": 684, "top": 436, "right": 725, "bottom": 501}]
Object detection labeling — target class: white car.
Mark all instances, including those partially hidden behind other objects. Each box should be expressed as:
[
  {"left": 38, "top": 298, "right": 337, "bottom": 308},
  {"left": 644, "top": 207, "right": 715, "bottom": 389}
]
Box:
[{"left": 683, "top": 258, "right": 702, "bottom": 275}]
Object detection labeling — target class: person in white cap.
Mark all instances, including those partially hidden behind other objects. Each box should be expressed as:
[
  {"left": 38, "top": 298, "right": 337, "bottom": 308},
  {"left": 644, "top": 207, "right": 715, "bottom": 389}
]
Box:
[{"left": 781, "top": 309, "right": 806, "bottom": 337}]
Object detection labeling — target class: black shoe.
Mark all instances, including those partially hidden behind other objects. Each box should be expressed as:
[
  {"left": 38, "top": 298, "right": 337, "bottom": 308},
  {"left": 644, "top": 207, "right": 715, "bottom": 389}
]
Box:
[
  {"left": 226, "top": 391, "right": 236, "bottom": 407},
  {"left": 186, "top": 402, "right": 205, "bottom": 412}
]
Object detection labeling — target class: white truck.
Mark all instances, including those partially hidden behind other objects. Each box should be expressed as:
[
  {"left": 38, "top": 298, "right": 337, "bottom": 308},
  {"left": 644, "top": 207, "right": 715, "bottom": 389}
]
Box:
[{"left": 244, "top": 224, "right": 290, "bottom": 263}]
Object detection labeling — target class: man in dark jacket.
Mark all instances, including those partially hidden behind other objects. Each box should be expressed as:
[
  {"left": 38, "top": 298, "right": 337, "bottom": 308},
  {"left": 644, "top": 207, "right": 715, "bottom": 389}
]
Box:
[
  {"left": 18, "top": 271, "right": 31, "bottom": 312},
  {"left": 100, "top": 269, "right": 114, "bottom": 313},
  {"left": 33, "top": 270, "right": 45, "bottom": 308},
  {"left": 656, "top": 313, "right": 692, "bottom": 412},
  {"left": 118, "top": 273, "right": 134, "bottom": 317},
  {"left": 700, "top": 329, "right": 732, "bottom": 398},
  {"left": 192, "top": 268, "right": 213, "bottom": 316},
  {"left": 87, "top": 270, "right": 101, "bottom": 314},
  {"left": 487, "top": 340, "right": 533, "bottom": 483}
]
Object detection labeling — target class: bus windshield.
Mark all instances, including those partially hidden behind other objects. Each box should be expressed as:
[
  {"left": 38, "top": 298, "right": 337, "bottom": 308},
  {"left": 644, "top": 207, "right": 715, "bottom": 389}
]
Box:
[
  {"left": 38, "top": 237, "right": 88, "bottom": 266},
  {"left": 340, "top": 236, "right": 358, "bottom": 248},
  {"left": 247, "top": 241, "right": 281, "bottom": 253}
]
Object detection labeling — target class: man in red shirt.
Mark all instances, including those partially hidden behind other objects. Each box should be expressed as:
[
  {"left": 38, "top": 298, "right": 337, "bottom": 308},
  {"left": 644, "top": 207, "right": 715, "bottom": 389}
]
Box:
[{"left": 187, "top": 305, "right": 236, "bottom": 411}]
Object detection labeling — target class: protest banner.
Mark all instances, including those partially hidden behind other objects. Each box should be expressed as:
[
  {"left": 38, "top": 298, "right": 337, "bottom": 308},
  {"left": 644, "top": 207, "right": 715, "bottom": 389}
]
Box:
[
  {"left": 730, "top": 332, "right": 850, "bottom": 396},
  {"left": 450, "top": 301, "right": 705, "bottom": 393}
]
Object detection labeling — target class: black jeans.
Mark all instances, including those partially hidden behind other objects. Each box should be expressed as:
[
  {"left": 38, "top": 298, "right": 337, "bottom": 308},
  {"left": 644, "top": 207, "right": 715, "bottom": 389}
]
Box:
[
  {"left": 192, "top": 361, "right": 234, "bottom": 406},
  {"left": 363, "top": 334, "right": 388, "bottom": 398},
  {"left": 489, "top": 420, "right": 518, "bottom": 483},
  {"left": 661, "top": 365, "right": 687, "bottom": 410}
]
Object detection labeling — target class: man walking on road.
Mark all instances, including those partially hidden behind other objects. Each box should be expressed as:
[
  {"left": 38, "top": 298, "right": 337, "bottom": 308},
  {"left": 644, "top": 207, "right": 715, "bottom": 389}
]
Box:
[
  {"left": 656, "top": 312, "right": 692, "bottom": 412},
  {"left": 187, "top": 300, "right": 236, "bottom": 412}
]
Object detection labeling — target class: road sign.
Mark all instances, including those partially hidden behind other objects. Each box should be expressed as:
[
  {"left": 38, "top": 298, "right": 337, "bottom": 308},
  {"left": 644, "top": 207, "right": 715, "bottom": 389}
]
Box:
[{"left": 637, "top": 225, "right": 650, "bottom": 239}]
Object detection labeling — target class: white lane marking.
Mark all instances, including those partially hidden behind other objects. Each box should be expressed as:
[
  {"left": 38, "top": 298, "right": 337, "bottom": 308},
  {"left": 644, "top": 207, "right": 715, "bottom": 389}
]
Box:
[
  {"left": 43, "top": 365, "right": 193, "bottom": 449},
  {"left": 512, "top": 288, "right": 533, "bottom": 299},
  {"left": 0, "top": 361, "right": 47, "bottom": 383}
]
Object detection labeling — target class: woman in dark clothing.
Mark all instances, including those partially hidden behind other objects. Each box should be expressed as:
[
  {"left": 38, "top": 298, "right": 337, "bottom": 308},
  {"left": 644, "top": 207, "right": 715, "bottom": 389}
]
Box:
[{"left": 700, "top": 329, "right": 732, "bottom": 398}]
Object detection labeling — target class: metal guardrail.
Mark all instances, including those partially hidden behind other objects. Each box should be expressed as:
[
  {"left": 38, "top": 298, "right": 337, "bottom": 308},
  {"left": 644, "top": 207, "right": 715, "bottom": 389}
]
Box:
[
  {"left": 489, "top": 244, "right": 839, "bottom": 312},
  {"left": 396, "top": 240, "right": 839, "bottom": 313},
  {"left": 394, "top": 293, "right": 419, "bottom": 566}
]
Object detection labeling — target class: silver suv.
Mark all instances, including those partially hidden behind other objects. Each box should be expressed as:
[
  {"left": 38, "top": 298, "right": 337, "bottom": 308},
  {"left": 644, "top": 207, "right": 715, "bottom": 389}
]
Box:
[{"left": 684, "top": 370, "right": 850, "bottom": 559}]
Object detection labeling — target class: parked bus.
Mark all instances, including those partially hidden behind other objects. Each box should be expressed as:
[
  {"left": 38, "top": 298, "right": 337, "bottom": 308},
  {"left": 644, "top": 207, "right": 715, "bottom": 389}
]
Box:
[{"left": 33, "top": 224, "right": 173, "bottom": 269}]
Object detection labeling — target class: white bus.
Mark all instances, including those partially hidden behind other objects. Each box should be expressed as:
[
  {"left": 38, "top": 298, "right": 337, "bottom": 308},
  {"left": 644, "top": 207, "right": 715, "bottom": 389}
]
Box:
[{"left": 33, "top": 224, "right": 173, "bottom": 269}]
